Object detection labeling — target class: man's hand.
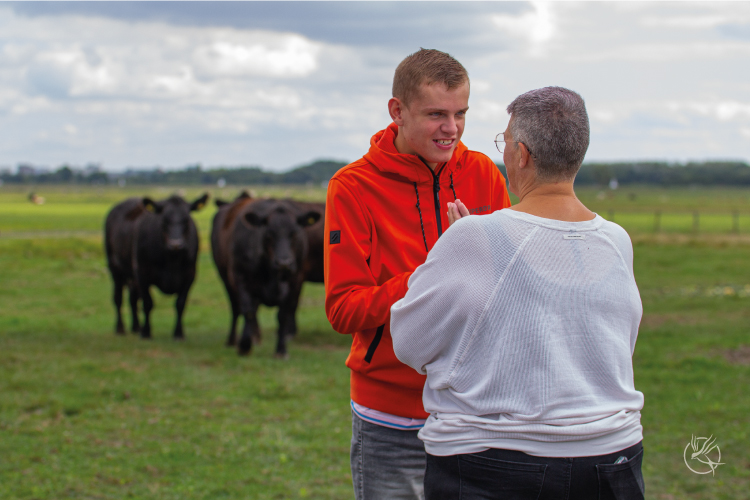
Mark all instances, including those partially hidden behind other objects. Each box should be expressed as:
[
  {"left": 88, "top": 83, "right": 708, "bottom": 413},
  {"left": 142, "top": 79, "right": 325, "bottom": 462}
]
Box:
[{"left": 447, "top": 199, "right": 470, "bottom": 227}]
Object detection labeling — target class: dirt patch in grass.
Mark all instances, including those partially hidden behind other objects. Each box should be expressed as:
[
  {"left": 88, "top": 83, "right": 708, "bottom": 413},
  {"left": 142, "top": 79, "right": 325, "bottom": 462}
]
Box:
[
  {"left": 140, "top": 349, "right": 178, "bottom": 359},
  {"left": 640, "top": 313, "right": 705, "bottom": 329},
  {"left": 722, "top": 345, "right": 750, "bottom": 365}
]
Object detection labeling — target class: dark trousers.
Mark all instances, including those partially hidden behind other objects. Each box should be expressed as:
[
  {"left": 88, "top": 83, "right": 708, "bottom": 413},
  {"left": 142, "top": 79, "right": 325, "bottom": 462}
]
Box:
[{"left": 425, "top": 441, "right": 644, "bottom": 500}]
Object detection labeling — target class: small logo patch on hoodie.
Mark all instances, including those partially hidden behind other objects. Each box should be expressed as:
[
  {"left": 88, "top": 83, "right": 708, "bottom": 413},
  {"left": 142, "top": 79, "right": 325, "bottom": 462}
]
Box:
[
  {"left": 330, "top": 230, "right": 341, "bottom": 244},
  {"left": 469, "top": 205, "right": 491, "bottom": 215}
]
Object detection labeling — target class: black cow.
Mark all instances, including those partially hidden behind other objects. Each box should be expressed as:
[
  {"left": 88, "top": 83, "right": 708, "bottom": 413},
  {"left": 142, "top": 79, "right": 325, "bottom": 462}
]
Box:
[
  {"left": 211, "top": 196, "right": 324, "bottom": 357},
  {"left": 211, "top": 191, "right": 253, "bottom": 345},
  {"left": 104, "top": 193, "right": 208, "bottom": 339},
  {"left": 104, "top": 198, "right": 144, "bottom": 334}
]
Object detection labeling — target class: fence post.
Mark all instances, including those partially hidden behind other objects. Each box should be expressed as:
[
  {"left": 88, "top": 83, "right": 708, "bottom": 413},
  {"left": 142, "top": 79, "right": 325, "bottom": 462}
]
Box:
[
  {"left": 654, "top": 210, "right": 661, "bottom": 233},
  {"left": 732, "top": 210, "right": 739, "bottom": 234},
  {"left": 693, "top": 211, "right": 699, "bottom": 233}
]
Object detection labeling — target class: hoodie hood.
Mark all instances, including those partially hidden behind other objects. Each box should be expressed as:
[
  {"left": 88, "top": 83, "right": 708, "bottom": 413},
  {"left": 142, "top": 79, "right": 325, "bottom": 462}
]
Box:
[{"left": 363, "top": 122, "right": 468, "bottom": 183}]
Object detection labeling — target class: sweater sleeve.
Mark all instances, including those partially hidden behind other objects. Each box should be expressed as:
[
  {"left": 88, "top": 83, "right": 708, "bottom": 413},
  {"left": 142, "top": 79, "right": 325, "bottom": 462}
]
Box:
[
  {"left": 324, "top": 177, "right": 412, "bottom": 335},
  {"left": 390, "top": 216, "right": 494, "bottom": 381}
]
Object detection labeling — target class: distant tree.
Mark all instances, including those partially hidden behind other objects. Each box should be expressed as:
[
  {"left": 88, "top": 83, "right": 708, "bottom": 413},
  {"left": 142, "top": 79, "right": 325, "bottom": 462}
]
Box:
[{"left": 2, "top": 160, "right": 749, "bottom": 186}]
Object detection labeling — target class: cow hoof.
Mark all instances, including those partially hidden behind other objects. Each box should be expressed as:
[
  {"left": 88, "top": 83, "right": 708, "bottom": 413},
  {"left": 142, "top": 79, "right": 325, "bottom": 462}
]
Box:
[
  {"left": 173, "top": 336, "right": 185, "bottom": 342},
  {"left": 238, "top": 336, "right": 253, "bottom": 356},
  {"left": 115, "top": 329, "right": 126, "bottom": 336},
  {"left": 274, "top": 352, "right": 289, "bottom": 360},
  {"left": 140, "top": 333, "right": 152, "bottom": 340}
]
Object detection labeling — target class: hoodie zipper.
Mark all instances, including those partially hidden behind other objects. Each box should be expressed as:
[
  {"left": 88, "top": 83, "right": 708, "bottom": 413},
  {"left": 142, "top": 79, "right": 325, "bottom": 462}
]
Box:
[{"left": 431, "top": 163, "right": 446, "bottom": 238}]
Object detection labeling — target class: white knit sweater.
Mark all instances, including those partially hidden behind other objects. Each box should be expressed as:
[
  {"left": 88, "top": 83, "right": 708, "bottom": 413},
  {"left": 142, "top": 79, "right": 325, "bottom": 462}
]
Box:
[{"left": 391, "top": 209, "right": 644, "bottom": 457}]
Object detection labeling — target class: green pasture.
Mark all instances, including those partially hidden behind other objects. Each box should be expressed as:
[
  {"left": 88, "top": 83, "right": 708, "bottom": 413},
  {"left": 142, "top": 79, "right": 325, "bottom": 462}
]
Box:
[
  {"left": 1, "top": 185, "right": 749, "bottom": 499},
  {"left": 2, "top": 184, "right": 750, "bottom": 237}
]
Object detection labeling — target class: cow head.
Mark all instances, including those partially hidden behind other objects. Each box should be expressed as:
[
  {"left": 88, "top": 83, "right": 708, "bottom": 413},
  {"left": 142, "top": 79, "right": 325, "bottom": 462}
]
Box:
[
  {"left": 243, "top": 201, "right": 321, "bottom": 279},
  {"left": 143, "top": 193, "right": 209, "bottom": 251}
]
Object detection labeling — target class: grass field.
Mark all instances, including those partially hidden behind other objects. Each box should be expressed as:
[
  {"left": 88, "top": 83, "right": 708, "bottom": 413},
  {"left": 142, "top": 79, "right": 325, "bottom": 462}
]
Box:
[{"left": 1, "top": 184, "right": 750, "bottom": 499}]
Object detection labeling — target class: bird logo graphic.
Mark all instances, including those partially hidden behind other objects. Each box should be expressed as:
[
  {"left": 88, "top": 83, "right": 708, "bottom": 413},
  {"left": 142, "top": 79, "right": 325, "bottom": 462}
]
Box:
[{"left": 683, "top": 434, "right": 725, "bottom": 475}]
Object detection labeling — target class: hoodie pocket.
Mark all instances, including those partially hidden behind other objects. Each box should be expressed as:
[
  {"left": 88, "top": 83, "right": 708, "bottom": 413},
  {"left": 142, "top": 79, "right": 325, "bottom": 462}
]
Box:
[{"left": 364, "top": 325, "right": 385, "bottom": 363}]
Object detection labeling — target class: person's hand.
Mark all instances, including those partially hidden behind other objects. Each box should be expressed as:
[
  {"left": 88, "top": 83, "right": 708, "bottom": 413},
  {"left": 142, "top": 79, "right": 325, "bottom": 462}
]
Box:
[{"left": 447, "top": 199, "right": 470, "bottom": 227}]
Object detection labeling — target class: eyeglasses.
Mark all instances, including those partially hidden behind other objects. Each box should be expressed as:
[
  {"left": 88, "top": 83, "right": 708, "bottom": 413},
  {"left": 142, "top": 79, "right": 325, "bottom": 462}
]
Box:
[{"left": 495, "top": 133, "right": 534, "bottom": 157}]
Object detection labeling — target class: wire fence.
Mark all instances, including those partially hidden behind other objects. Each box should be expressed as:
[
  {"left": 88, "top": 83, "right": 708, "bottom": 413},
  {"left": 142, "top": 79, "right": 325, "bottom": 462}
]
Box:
[{"left": 600, "top": 210, "right": 749, "bottom": 234}]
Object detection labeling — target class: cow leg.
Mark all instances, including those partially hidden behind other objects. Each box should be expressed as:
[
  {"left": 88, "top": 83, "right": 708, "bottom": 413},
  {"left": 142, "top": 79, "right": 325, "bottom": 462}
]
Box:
[
  {"left": 275, "top": 281, "right": 303, "bottom": 358},
  {"left": 140, "top": 286, "right": 153, "bottom": 339},
  {"left": 237, "top": 289, "right": 260, "bottom": 356},
  {"left": 226, "top": 293, "right": 240, "bottom": 347},
  {"left": 173, "top": 288, "right": 189, "bottom": 340},
  {"left": 283, "top": 279, "right": 304, "bottom": 338},
  {"left": 128, "top": 283, "right": 140, "bottom": 333},
  {"left": 113, "top": 275, "right": 125, "bottom": 335}
]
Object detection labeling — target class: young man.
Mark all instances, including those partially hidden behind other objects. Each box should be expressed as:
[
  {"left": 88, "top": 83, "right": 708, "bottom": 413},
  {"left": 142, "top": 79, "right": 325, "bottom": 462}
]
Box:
[{"left": 324, "top": 49, "right": 512, "bottom": 500}]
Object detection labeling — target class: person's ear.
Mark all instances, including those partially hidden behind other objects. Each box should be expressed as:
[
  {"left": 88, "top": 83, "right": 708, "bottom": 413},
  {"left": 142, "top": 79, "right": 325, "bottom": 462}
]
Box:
[
  {"left": 518, "top": 143, "right": 532, "bottom": 170},
  {"left": 389, "top": 97, "right": 405, "bottom": 126}
]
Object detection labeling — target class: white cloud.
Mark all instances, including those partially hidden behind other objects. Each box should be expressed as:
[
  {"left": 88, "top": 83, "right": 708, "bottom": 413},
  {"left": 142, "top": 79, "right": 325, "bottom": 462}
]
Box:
[
  {"left": 193, "top": 36, "right": 319, "bottom": 78},
  {"left": 491, "top": 2, "right": 556, "bottom": 55},
  {"left": 564, "top": 41, "right": 750, "bottom": 63},
  {"left": 666, "top": 101, "right": 750, "bottom": 122},
  {"left": 641, "top": 15, "right": 733, "bottom": 29},
  {"left": 5, "top": 12, "right": 323, "bottom": 103},
  {"left": 589, "top": 109, "right": 618, "bottom": 124},
  {"left": 149, "top": 67, "right": 205, "bottom": 99},
  {"left": 27, "top": 48, "right": 118, "bottom": 97},
  {"left": 0, "top": 3, "right": 749, "bottom": 169}
]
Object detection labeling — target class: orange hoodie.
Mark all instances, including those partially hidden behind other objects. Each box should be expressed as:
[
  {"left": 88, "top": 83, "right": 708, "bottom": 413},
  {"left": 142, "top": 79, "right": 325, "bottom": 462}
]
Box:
[{"left": 324, "top": 123, "right": 511, "bottom": 418}]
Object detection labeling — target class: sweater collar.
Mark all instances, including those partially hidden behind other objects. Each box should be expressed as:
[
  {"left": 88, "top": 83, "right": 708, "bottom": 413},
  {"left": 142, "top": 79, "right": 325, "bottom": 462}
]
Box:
[{"left": 364, "top": 122, "right": 467, "bottom": 183}]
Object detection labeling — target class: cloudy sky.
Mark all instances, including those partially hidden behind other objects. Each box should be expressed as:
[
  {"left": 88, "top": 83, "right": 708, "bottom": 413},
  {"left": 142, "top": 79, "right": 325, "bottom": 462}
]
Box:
[{"left": 1, "top": 1, "right": 749, "bottom": 172}]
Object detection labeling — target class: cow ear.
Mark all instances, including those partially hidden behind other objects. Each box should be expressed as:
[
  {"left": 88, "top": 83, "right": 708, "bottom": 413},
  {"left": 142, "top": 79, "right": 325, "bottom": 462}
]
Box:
[
  {"left": 297, "top": 211, "right": 321, "bottom": 227},
  {"left": 142, "top": 197, "right": 163, "bottom": 214},
  {"left": 190, "top": 193, "right": 209, "bottom": 211},
  {"left": 244, "top": 211, "right": 267, "bottom": 227},
  {"left": 215, "top": 198, "right": 228, "bottom": 208}
]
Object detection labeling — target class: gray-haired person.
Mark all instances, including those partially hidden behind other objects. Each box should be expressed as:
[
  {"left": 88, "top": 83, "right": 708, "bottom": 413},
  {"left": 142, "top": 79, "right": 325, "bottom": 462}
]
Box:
[{"left": 390, "top": 86, "right": 645, "bottom": 500}]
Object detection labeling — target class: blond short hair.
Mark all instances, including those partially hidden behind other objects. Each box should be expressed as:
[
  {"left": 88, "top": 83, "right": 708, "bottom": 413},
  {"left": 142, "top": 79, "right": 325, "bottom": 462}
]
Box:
[{"left": 393, "top": 49, "right": 469, "bottom": 107}]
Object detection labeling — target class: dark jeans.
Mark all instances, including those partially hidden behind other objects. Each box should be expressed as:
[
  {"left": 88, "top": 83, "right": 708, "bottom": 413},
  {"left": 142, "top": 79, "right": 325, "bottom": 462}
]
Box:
[{"left": 425, "top": 441, "right": 644, "bottom": 500}]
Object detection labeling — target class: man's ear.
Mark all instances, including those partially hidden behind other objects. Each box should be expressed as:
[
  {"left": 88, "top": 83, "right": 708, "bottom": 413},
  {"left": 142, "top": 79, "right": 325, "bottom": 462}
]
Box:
[
  {"left": 518, "top": 143, "right": 532, "bottom": 170},
  {"left": 388, "top": 97, "right": 405, "bottom": 126},
  {"left": 142, "top": 197, "right": 163, "bottom": 214}
]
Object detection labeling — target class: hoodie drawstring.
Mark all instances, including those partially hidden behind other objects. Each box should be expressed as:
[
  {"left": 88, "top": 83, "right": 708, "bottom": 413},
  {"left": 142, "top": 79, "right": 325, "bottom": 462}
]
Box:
[
  {"left": 413, "top": 182, "right": 429, "bottom": 252},
  {"left": 449, "top": 172, "right": 457, "bottom": 201}
]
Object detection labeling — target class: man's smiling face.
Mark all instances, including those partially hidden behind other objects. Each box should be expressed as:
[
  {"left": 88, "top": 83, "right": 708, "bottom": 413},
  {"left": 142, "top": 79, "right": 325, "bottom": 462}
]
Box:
[{"left": 392, "top": 81, "right": 470, "bottom": 169}]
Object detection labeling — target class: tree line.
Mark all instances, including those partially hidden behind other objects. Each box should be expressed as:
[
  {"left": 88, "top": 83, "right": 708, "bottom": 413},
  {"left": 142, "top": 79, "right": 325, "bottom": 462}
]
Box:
[{"left": 2, "top": 160, "right": 749, "bottom": 187}]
